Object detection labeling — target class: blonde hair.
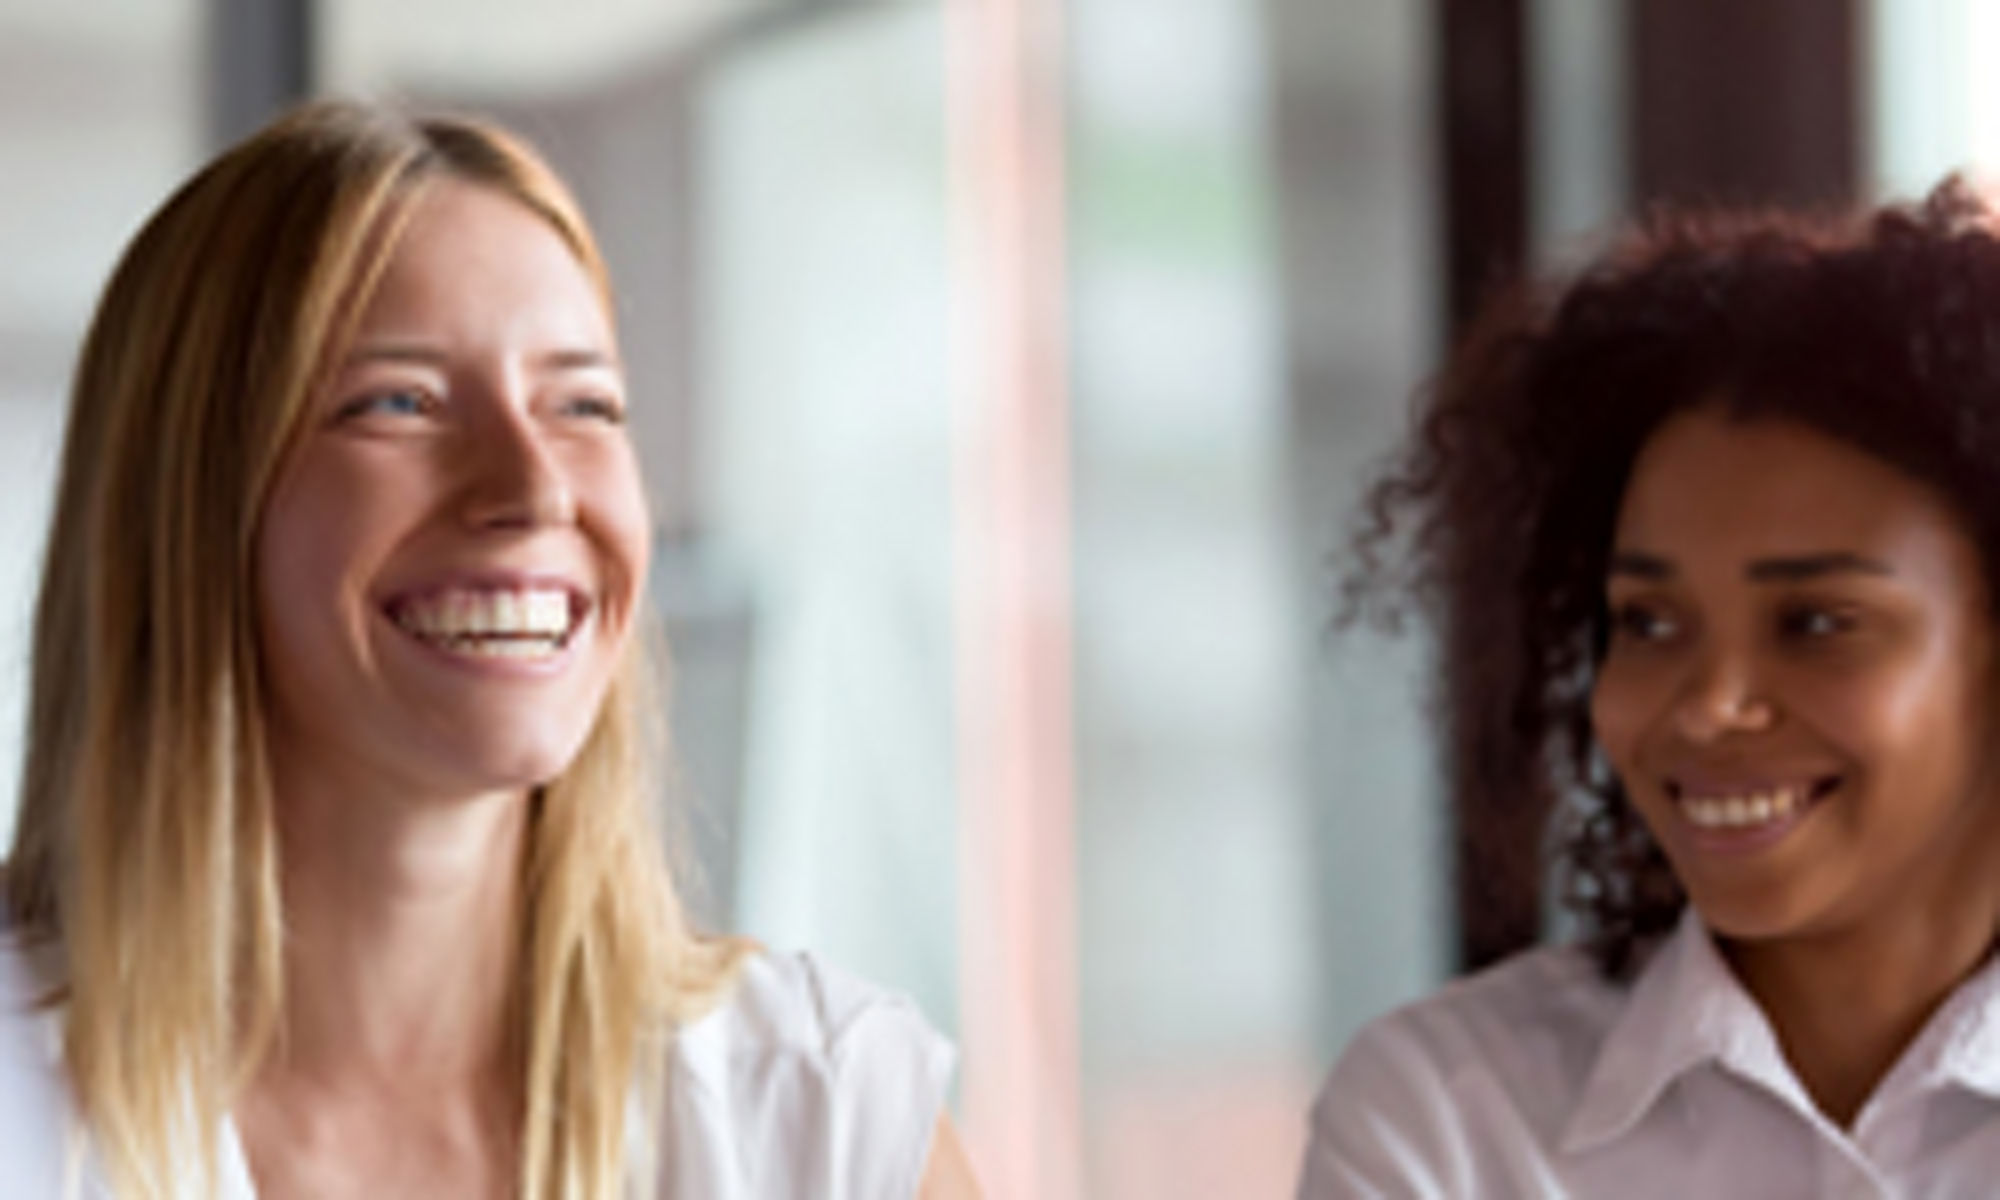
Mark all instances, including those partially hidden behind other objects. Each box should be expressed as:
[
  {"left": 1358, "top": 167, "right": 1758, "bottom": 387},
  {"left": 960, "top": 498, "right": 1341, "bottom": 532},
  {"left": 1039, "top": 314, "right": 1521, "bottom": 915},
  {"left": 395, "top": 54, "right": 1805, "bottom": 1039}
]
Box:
[{"left": 4, "top": 100, "right": 747, "bottom": 1198}]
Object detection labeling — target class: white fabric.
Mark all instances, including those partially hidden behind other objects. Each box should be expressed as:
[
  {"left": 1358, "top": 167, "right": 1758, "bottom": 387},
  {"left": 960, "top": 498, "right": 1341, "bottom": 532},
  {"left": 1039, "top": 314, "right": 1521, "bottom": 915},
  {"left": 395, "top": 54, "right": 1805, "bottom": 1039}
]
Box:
[
  {"left": 656, "top": 950, "right": 956, "bottom": 1198},
  {"left": 1301, "top": 909, "right": 2000, "bottom": 1200},
  {"left": 0, "top": 939, "right": 954, "bottom": 1198}
]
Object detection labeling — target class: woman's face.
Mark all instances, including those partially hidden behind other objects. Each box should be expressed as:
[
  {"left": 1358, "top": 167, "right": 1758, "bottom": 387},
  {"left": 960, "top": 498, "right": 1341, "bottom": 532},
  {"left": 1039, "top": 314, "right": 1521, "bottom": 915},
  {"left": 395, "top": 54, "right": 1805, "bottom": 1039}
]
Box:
[
  {"left": 1590, "top": 407, "right": 2000, "bottom": 943},
  {"left": 256, "top": 179, "right": 649, "bottom": 803}
]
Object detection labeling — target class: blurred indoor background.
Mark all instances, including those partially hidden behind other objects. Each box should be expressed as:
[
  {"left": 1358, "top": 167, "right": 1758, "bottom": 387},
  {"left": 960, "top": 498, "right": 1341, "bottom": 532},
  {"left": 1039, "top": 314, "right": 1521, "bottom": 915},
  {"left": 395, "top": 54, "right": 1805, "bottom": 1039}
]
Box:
[{"left": 0, "top": 1, "right": 1985, "bottom": 1195}]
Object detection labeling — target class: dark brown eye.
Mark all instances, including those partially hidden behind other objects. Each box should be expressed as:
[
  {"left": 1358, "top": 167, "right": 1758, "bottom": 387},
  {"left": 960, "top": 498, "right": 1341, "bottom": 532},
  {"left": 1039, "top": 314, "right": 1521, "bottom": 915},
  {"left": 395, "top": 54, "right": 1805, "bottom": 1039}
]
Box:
[
  {"left": 1610, "top": 602, "right": 1676, "bottom": 642},
  {"left": 1777, "top": 604, "right": 1851, "bottom": 639}
]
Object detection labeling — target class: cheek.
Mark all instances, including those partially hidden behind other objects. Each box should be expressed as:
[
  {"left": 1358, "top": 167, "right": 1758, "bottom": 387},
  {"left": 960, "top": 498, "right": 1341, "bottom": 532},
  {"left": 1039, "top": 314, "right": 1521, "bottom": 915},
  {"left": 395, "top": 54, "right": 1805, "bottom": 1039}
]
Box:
[
  {"left": 253, "top": 460, "right": 403, "bottom": 683},
  {"left": 258, "top": 476, "right": 373, "bottom": 604},
  {"left": 581, "top": 448, "right": 652, "bottom": 603},
  {"left": 258, "top": 487, "right": 328, "bottom": 624},
  {"left": 1775, "top": 638, "right": 1988, "bottom": 819},
  {"left": 1827, "top": 653, "right": 1988, "bottom": 782},
  {"left": 1589, "top": 656, "right": 1655, "bottom": 772},
  {"left": 254, "top": 500, "right": 343, "bottom": 720}
]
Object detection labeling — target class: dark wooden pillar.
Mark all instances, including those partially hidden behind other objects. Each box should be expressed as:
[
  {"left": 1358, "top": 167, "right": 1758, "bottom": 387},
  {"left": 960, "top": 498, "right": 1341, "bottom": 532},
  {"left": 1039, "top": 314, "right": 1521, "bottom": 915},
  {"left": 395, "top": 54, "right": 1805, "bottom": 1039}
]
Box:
[
  {"left": 1438, "top": 0, "right": 1538, "bottom": 971},
  {"left": 1629, "top": 0, "right": 1859, "bottom": 210},
  {"left": 1437, "top": 0, "right": 1530, "bottom": 341}
]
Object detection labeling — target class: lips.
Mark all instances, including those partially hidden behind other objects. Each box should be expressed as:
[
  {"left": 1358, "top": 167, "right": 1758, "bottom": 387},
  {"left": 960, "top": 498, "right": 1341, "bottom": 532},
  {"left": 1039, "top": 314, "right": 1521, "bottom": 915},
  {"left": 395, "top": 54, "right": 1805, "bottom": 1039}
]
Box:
[{"left": 1664, "top": 774, "right": 1842, "bottom": 837}]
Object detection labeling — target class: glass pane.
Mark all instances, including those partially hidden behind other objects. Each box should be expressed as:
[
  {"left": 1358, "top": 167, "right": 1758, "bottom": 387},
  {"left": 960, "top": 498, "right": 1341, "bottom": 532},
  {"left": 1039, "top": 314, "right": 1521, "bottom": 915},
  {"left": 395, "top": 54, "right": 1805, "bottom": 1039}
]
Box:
[
  {"left": 692, "top": 3, "right": 960, "bottom": 1026},
  {"left": 1868, "top": 0, "right": 2000, "bottom": 197},
  {"left": 1073, "top": 0, "right": 1444, "bottom": 1193}
]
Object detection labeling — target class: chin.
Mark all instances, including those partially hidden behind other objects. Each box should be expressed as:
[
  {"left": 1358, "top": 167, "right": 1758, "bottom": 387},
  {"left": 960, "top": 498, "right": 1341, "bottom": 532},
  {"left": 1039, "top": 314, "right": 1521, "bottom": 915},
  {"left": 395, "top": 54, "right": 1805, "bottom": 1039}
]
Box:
[
  {"left": 429, "top": 721, "right": 603, "bottom": 796},
  {"left": 1683, "top": 884, "right": 1828, "bottom": 946}
]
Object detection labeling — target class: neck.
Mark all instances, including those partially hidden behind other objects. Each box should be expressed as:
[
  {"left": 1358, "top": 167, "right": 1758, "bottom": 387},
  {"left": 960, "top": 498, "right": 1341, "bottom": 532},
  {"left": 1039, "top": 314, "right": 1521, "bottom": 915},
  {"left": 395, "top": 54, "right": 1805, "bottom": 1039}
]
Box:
[
  {"left": 1722, "top": 899, "right": 1997, "bottom": 1128},
  {"left": 262, "top": 766, "right": 530, "bottom": 1093}
]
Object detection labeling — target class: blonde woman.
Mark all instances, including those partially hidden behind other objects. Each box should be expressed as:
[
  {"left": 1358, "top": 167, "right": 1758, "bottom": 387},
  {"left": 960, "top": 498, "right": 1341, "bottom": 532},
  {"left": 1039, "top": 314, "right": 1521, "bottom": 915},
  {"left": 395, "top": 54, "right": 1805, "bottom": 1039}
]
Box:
[{"left": 0, "top": 100, "right": 978, "bottom": 1199}]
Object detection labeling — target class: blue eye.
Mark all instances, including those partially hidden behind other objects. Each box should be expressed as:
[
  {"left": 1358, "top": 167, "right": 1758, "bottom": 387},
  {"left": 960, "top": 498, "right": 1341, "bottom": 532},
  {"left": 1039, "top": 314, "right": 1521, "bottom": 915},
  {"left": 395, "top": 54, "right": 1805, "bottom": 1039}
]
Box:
[
  {"left": 337, "top": 388, "right": 436, "bottom": 421},
  {"left": 375, "top": 390, "right": 426, "bottom": 415},
  {"left": 561, "top": 395, "right": 626, "bottom": 424}
]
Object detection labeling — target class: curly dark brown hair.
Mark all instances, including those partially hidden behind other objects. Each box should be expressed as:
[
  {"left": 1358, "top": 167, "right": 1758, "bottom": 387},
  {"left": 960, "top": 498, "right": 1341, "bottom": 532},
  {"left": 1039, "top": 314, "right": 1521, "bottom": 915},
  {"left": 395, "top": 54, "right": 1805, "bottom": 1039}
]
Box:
[{"left": 1352, "top": 179, "right": 2000, "bottom": 981}]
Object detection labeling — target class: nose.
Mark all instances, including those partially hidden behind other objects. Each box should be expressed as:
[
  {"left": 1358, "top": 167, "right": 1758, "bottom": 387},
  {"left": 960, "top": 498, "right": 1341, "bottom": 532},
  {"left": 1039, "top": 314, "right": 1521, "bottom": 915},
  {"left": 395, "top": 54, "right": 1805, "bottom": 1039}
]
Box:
[
  {"left": 1672, "top": 644, "right": 1776, "bottom": 742},
  {"left": 459, "top": 405, "right": 576, "bottom": 531}
]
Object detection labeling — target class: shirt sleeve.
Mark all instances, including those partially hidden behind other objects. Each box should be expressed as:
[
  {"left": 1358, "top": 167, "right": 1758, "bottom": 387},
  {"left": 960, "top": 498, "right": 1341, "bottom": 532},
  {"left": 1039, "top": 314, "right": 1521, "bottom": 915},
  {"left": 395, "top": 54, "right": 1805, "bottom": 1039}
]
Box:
[
  {"left": 1299, "top": 1014, "right": 1474, "bottom": 1200},
  {"left": 662, "top": 950, "right": 958, "bottom": 1200},
  {"left": 805, "top": 954, "right": 958, "bottom": 1199}
]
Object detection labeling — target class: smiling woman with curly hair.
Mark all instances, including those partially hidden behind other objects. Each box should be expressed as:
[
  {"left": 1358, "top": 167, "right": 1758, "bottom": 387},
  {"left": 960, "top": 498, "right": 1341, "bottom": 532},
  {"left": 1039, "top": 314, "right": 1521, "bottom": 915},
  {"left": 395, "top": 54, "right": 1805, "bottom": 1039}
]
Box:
[{"left": 1302, "top": 181, "right": 2000, "bottom": 1198}]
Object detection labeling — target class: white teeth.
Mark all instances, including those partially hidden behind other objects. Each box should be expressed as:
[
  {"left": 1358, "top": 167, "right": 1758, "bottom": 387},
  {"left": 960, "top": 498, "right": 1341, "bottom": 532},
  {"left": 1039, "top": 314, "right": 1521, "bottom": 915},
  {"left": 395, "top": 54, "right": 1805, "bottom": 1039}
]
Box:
[
  {"left": 439, "top": 635, "right": 564, "bottom": 659},
  {"left": 1680, "top": 787, "right": 1806, "bottom": 830},
  {"left": 394, "top": 587, "right": 576, "bottom": 647}
]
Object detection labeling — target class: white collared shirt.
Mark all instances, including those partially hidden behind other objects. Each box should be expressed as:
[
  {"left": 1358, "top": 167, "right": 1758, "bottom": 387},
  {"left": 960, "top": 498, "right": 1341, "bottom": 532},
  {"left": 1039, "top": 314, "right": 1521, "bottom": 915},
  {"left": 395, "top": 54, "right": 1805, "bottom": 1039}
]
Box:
[
  {"left": 1300, "top": 910, "right": 2000, "bottom": 1199},
  {"left": 0, "top": 935, "right": 954, "bottom": 1198}
]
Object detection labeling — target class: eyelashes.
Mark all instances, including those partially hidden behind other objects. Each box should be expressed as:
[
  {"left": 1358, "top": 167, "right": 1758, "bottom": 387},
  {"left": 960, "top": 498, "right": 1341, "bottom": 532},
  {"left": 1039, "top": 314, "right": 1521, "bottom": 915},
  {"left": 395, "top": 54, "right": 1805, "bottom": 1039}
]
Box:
[
  {"left": 334, "top": 388, "right": 439, "bottom": 422},
  {"left": 330, "top": 387, "right": 626, "bottom": 427},
  {"left": 556, "top": 394, "right": 627, "bottom": 424},
  {"left": 1604, "top": 598, "right": 1862, "bottom": 648},
  {"left": 1608, "top": 602, "right": 1678, "bottom": 643},
  {"left": 1774, "top": 603, "right": 1856, "bottom": 639}
]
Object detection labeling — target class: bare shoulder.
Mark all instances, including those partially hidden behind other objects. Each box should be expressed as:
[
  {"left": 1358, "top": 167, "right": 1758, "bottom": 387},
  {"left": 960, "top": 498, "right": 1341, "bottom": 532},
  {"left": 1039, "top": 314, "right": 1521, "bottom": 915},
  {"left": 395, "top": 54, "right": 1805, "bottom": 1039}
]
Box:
[{"left": 918, "top": 1114, "right": 982, "bottom": 1200}]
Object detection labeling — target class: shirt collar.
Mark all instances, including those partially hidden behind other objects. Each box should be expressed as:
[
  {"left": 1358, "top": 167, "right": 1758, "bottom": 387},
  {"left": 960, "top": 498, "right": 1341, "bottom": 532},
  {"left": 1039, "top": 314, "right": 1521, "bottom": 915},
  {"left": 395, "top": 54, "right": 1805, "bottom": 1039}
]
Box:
[
  {"left": 1559, "top": 908, "right": 1796, "bottom": 1153},
  {"left": 1872, "top": 944, "right": 2000, "bottom": 1101},
  {"left": 1559, "top": 911, "right": 2000, "bottom": 1153}
]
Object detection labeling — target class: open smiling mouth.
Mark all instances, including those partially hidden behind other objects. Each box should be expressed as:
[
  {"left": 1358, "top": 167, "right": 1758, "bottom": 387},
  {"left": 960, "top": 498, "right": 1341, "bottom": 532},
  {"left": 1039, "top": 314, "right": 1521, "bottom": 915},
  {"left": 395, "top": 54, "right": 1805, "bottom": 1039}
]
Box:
[
  {"left": 1665, "top": 776, "right": 1843, "bottom": 832},
  {"left": 386, "top": 586, "right": 587, "bottom": 660}
]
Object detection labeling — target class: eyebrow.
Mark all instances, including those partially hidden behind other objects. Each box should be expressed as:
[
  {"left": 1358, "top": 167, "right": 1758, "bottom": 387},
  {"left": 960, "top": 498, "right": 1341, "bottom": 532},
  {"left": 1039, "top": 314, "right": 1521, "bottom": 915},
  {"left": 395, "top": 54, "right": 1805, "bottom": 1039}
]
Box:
[
  {"left": 340, "top": 343, "right": 623, "bottom": 373},
  {"left": 535, "top": 348, "right": 623, "bottom": 373},
  {"left": 1607, "top": 550, "right": 1895, "bottom": 582}
]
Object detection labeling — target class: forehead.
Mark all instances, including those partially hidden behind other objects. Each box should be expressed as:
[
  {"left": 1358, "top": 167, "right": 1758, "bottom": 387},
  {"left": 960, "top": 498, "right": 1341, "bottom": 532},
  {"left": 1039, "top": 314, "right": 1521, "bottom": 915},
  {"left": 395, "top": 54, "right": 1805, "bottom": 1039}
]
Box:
[
  {"left": 349, "top": 179, "right": 610, "bottom": 347},
  {"left": 1615, "top": 408, "right": 1982, "bottom": 577}
]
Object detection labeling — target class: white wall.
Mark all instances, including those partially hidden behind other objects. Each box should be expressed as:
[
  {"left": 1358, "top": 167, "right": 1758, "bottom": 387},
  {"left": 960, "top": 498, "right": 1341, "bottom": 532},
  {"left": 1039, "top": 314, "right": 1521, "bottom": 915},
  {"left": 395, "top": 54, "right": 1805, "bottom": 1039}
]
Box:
[
  {"left": 0, "top": 0, "right": 202, "bottom": 838},
  {"left": 0, "top": 396, "right": 61, "bottom": 843}
]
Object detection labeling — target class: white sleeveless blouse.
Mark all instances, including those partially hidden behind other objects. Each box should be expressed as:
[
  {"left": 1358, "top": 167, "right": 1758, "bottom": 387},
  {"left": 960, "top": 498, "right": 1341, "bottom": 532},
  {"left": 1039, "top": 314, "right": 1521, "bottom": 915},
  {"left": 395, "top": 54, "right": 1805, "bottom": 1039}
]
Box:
[{"left": 0, "top": 937, "right": 955, "bottom": 1198}]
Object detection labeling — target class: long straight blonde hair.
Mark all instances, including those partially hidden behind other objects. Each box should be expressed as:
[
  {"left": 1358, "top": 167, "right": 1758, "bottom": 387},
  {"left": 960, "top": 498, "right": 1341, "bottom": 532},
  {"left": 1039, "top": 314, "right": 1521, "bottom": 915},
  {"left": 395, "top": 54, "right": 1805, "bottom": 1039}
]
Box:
[{"left": 3, "top": 100, "right": 747, "bottom": 1198}]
